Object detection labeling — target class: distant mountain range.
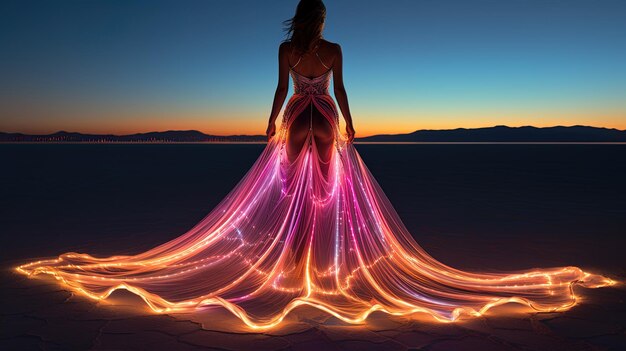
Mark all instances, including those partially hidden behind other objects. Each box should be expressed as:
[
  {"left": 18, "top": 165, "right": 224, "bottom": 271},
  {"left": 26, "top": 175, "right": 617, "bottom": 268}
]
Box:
[
  {"left": 356, "top": 125, "right": 626, "bottom": 142},
  {"left": 0, "top": 130, "right": 266, "bottom": 143},
  {"left": 1, "top": 125, "right": 625, "bottom": 143}
]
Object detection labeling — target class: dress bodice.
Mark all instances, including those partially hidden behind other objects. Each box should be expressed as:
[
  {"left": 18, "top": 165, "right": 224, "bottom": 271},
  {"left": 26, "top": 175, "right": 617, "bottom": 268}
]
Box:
[{"left": 290, "top": 69, "right": 332, "bottom": 96}]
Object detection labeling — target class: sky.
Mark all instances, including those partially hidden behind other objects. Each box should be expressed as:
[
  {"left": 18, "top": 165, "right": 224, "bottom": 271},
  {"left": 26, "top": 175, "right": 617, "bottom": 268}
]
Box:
[{"left": 1, "top": 0, "right": 625, "bottom": 137}]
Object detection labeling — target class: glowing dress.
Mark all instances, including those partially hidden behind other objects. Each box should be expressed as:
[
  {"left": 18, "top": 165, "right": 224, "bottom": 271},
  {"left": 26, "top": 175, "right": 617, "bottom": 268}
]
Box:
[{"left": 17, "top": 60, "right": 615, "bottom": 330}]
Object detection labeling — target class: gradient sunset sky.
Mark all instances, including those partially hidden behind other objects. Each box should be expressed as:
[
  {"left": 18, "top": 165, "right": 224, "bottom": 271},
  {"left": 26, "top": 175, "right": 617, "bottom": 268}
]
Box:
[{"left": 1, "top": 0, "right": 625, "bottom": 137}]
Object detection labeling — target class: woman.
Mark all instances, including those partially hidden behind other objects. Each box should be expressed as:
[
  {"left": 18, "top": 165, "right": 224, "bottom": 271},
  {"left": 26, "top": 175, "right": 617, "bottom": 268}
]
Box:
[
  {"left": 265, "top": 0, "right": 354, "bottom": 180},
  {"left": 16, "top": 0, "right": 615, "bottom": 330}
]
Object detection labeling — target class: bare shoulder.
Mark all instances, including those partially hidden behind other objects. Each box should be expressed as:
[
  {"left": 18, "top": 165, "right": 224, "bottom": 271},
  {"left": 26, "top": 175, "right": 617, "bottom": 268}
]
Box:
[
  {"left": 319, "top": 39, "right": 341, "bottom": 66},
  {"left": 278, "top": 41, "right": 292, "bottom": 63},
  {"left": 320, "top": 39, "right": 341, "bottom": 54},
  {"left": 279, "top": 41, "right": 291, "bottom": 53}
]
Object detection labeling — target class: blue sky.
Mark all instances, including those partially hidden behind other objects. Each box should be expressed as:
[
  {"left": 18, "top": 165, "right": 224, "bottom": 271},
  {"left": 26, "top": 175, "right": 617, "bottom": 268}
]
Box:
[{"left": 1, "top": 0, "right": 625, "bottom": 136}]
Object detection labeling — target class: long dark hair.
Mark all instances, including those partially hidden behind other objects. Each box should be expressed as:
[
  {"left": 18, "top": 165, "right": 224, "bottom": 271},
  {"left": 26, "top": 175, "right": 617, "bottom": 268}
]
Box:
[{"left": 283, "top": 0, "right": 326, "bottom": 55}]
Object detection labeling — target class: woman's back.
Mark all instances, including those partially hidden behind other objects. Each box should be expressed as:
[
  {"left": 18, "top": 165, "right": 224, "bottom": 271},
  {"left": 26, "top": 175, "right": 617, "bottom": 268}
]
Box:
[
  {"left": 287, "top": 39, "right": 336, "bottom": 79},
  {"left": 281, "top": 39, "right": 340, "bottom": 178}
]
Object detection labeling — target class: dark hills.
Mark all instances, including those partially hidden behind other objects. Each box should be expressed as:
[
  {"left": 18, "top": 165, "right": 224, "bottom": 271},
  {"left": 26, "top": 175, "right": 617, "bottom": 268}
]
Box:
[
  {"left": 0, "top": 130, "right": 266, "bottom": 143},
  {"left": 1, "top": 125, "right": 625, "bottom": 143},
  {"left": 357, "top": 125, "right": 626, "bottom": 142}
]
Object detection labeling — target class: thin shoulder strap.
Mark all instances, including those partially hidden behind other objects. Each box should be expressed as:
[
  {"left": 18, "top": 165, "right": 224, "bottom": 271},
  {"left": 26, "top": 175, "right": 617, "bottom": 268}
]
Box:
[
  {"left": 289, "top": 41, "right": 328, "bottom": 69},
  {"left": 290, "top": 42, "right": 302, "bottom": 69},
  {"left": 292, "top": 55, "right": 302, "bottom": 69},
  {"left": 315, "top": 51, "right": 330, "bottom": 70}
]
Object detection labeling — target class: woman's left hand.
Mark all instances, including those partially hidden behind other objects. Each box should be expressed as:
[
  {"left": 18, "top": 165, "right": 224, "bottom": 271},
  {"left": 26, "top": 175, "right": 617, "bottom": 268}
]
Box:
[
  {"left": 346, "top": 124, "right": 356, "bottom": 143},
  {"left": 266, "top": 122, "right": 276, "bottom": 141}
]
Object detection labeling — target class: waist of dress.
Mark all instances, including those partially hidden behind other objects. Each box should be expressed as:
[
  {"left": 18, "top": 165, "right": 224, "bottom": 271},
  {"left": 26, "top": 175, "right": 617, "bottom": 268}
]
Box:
[{"left": 293, "top": 90, "right": 330, "bottom": 96}]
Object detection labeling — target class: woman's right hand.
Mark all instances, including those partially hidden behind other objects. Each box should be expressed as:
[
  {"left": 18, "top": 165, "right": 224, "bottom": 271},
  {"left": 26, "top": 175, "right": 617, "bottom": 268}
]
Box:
[
  {"left": 346, "top": 124, "right": 355, "bottom": 143},
  {"left": 266, "top": 122, "right": 276, "bottom": 141}
]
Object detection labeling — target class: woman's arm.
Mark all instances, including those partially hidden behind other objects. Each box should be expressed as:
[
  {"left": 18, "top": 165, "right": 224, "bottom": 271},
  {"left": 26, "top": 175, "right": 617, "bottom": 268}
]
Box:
[
  {"left": 266, "top": 42, "right": 290, "bottom": 140},
  {"left": 332, "top": 44, "right": 356, "bottom": 143}
]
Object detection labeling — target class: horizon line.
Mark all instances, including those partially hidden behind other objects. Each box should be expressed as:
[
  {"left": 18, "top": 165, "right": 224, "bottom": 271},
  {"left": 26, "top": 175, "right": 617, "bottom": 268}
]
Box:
[{"left": 2, "top": 124, "right": 626, "bottom": 137}]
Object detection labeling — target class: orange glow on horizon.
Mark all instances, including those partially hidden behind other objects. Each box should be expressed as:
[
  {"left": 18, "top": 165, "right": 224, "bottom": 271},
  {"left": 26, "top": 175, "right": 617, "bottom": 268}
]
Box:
[
  {"left": 2, "top": 118, "right": 626, "bottom": 138},
  {"left": 1, "top": 105, "right": 625, "bottom": 137}
]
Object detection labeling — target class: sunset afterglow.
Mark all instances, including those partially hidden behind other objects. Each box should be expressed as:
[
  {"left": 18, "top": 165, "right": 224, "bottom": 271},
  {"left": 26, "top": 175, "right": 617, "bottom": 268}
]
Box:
[{"left": 1, "top": 0, "right": 625, "bottom": 136}]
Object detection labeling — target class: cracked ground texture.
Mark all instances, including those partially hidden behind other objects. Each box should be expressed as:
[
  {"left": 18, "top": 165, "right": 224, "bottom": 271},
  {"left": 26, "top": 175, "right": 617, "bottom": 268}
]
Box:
[{"left": 1, "top": 268, "right": 624, "bottom": 350}]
